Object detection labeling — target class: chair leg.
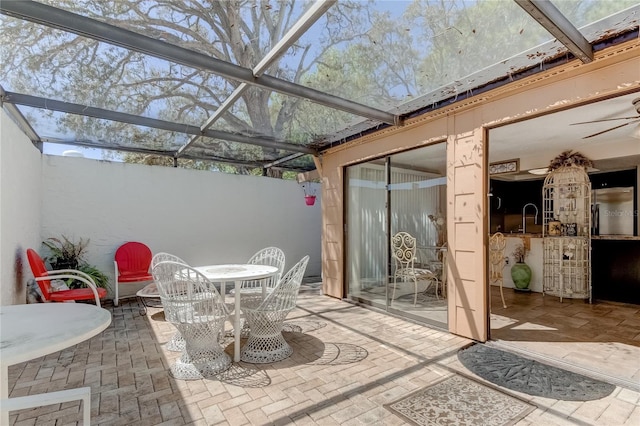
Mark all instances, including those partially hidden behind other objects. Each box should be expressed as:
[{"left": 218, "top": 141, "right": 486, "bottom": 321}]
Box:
[
  {"left": 499, "top": 280, "right": 507, "bottom": 308},
  {"left": 392, "top": 277, "right": 397, "bottom": 302},
  {"left": 413, "top": 277, "right": 418, "bottom": 306}
]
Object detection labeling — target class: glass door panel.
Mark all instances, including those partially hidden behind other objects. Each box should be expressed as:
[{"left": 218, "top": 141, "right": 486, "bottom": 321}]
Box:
[
  {"left": 345, "top": 142, "right": 447, "bottom": 328},
  {"left": 389, "top": 144, "right": 447, "bottom": 327},
  {"left": 345, "top": 160, "right": 388, "bottom": 308}
]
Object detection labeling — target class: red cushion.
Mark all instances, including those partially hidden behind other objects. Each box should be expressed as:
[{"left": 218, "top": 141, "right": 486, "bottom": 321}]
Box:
[
  {"left": 49, "top": 287, "right": 108, "bottom": 302},
  {"left": 117, "top": 273, "right": 153, "bottom": 283}
]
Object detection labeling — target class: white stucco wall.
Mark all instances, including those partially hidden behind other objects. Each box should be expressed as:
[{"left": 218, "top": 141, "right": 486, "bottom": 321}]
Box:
[
  {"left": 40, "top": 155, "right": 322, "bottom": 299},
  {"left": 0, "top": 110, "right": 43, "bottom": 305}
]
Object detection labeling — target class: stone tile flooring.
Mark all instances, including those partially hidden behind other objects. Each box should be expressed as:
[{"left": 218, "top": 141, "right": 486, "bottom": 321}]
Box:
[
  {"left": 490, "top": 286, "right": 640, "bottom": 391},
  {"left": 6, "top": 287, "right": 640, "bottom": 425}
]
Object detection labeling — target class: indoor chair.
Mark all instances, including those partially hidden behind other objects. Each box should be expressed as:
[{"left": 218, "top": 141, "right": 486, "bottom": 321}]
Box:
[
  {"left": 489, "top": 232, "right": 507, "bottom": 309},
  {"left": 391, "top": 232, "right": 440, "bottom": 306}
]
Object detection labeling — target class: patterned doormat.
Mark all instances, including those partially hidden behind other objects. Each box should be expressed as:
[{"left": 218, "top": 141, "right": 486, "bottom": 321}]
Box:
[
  {"left": 458, "top": 344, "right": 616, "bottom": 401},
  {"left": 385, "top": 374, "right": 534, "bottom": 426}
]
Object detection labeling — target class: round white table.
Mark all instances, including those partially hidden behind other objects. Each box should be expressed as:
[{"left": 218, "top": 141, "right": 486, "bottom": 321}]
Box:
[
  {"left": 194, "top": 264, "right": 278, "bottom": 362},
  {"left": 0, "top": 303, "right": 112, "bottom": 425}
]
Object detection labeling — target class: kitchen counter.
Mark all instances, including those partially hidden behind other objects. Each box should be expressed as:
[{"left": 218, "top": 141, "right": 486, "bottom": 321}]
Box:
[
  {"left": 502, "top": 234, "right": 640, "bottom": 240},
  {"left": 591, "top": 235, "right": 640, "bottom": 241}
]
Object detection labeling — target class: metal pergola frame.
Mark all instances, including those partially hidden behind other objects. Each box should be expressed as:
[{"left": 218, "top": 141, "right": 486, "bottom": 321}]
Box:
[{"left": 0, "top": 0, "right": 627, "bottom": 174}]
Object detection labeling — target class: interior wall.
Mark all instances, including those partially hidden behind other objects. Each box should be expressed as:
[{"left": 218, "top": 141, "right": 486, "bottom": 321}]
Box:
[
  {"left": 0, "top": 110, "right": 43, "bottom": 305},
  {"left": 319, "top": 41, "right": 640, "bottom": 341},
  {"left": 40, "top": 156, "right": 322, "bottom": 299}
]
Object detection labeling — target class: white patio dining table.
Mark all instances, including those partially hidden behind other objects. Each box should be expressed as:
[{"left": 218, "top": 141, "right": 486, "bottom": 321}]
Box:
[
  {"left": 193, "top": 264, "right": 279, "bottom": 362},
  {"left": 0, "top": 303, "right": 112, "bottom": 425}
]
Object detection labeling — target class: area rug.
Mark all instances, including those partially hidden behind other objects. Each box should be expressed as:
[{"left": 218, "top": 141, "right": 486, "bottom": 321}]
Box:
[
  {"left": 386, "top": 374, "right": 534, "bottom": 426},
  {"left": 458, "top": 344, "right": 616, "bottom": 401}
]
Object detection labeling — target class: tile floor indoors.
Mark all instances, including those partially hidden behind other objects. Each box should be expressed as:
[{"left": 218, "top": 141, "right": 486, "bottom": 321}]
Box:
[
  {"left": 490, "top": 285, "right": 640, "bottom": 392},
  {"left": 5, "top": 282, "right": 640, "bottom": 425}
]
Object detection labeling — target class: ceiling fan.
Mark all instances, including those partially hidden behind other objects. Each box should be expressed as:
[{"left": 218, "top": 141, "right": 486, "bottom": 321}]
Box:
[{"left": 570, "top": 96, "right": 640, "bottom": 139}]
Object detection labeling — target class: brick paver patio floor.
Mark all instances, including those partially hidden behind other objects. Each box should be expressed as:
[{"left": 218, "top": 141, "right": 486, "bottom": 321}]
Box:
[{"left": 6, "top": 284, "right": 640, "bottom": 425}]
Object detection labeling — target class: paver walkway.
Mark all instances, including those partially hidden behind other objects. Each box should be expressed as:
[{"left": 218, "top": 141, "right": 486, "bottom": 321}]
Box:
[{"left": 6, "top": 285, "right": 640, "bottom": 425}]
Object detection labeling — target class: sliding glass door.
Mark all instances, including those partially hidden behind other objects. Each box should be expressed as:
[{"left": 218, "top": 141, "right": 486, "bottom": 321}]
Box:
[
  {"left": 346, "top": 143, "right": 447, "bottom": 327},
  {"left": 345, "top": 159, "right": 388, "bottom": 308}
]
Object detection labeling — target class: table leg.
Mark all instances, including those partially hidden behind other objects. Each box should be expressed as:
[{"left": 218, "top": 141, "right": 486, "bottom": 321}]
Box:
[
  {"left": 1, "top": 364, "right": 10, "bottom": 425},
  {"left": 234, "top": 280, "right": 241, "bottom": 362},
  {"left": 262, "top": 279, "right": 267, "bottom": 300}
]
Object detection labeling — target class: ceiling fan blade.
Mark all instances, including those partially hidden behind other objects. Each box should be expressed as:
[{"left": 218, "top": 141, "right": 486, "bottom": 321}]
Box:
[
  {"left": 582, "top": 119, "right": 640, "bottom": 139},
  {"left": 571, "top": 116, "right": 640, "bottom": 125}
]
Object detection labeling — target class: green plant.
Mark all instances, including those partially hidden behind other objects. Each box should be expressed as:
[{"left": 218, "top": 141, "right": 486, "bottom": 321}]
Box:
[
  {"left": 42, "top": 236, "right": 110, "bottom": 291},
  {"left": 77, "top": 264, "right": 111, "bottom": 291},
  {"left": 43, "top": 236, "right": 89, "bottom": 270}
]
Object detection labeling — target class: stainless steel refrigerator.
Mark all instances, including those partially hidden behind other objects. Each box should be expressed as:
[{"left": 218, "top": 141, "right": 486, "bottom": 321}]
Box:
[{"left": 591, "top": 186, "right": 635, "bottom": 235}]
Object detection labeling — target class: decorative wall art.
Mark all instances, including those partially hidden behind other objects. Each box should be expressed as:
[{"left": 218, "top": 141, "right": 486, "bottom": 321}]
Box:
[{"left": 489, "top": 159, "right": 520, "bottom": 175}]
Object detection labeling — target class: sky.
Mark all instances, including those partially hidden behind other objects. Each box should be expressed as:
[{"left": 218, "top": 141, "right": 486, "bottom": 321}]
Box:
[{"left": 43, "top": 142, "right": 113, "bottom": 161}]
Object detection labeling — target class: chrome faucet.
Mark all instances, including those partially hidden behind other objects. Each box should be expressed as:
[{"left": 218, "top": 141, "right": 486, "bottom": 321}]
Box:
[{"left": 522, "top": 203, "right": 539, "bottom": 234}]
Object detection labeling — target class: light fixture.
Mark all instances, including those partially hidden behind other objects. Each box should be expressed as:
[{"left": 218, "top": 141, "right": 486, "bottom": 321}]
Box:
[{"left": 528, "top": 168, "right": 549, "bottom": 175}]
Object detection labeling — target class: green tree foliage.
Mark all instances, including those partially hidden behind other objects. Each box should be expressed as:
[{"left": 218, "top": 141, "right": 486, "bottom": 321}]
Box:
[{"left": 1, "top": 0, "right": 632, "bottom": 175}]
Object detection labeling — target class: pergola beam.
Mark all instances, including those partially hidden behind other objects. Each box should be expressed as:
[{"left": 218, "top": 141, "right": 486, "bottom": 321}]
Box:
[
  {"left": 0, "top": 1, "right": 399, "bottom": 126},
  {"left": 263, "top": 153, "right": 307, "bottom": 169},
  {"left": 515, "top": 0, "right": 593, "bottom": 63},
  {"left": 0, "top": 86, "right": 41, "bottom": 145},
  {"left": 177, "top": 0, "right": 336, "bottom": 158},
  {"left": 2, "top": 92, "right": 316, "bottom": 155},
  {"left": 40, "top": 137, "right": 272, "bottom": 169}
]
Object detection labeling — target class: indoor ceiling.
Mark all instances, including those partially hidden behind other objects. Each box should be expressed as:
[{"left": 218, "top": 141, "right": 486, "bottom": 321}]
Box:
[{"left": 489, "top": 90, "right": 640, "bottom": 181}]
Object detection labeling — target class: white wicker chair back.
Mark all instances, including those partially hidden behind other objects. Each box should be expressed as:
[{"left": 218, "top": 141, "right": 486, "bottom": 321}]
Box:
[
  {"left": 258, "top": 255, "right": 309, "bottom": 311},
  {"left": 151, "top": 252, "right": 188, "bottom": 269},
  {"left": 241, "top": 247, "right": 286, "bottom": 292},
  {"left": 151, "top": 261, "right": 230, "bottom": 379}
]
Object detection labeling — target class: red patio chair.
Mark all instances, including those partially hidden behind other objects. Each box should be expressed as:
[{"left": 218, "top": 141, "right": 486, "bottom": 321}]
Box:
[
  {"left": 113, "top": 241, "right": 153, "bottom": 306},
  {"left": 26, "top": 248, "right": 107, "bottom": 307}
]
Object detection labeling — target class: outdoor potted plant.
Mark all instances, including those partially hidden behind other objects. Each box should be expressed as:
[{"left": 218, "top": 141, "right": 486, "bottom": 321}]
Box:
[
  {"left": 42, "top": 236, "right": 110, "bottom": 291},
  {"left": 510, "top": 242, "right": 531, "bottom": 291},
  {"left": 301, "top": 183, "right": 317, "bottom": 206}
]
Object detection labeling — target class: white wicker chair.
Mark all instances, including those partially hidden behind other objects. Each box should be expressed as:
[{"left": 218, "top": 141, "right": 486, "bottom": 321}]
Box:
[
  {"left": 152, "top": 261, "right": 231, "bottom": 379},
  {"left": 240, "top": 255, "right": 309, "bottom": 364},
  {"left": 235, "top": 247, "right": 286, "bottom": 296},
  {"left": 391, "top": 232, "right": 440, "bottom": 306},
  {"left": 150, "top": 253, "right": 188, "bottom": 351}
]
